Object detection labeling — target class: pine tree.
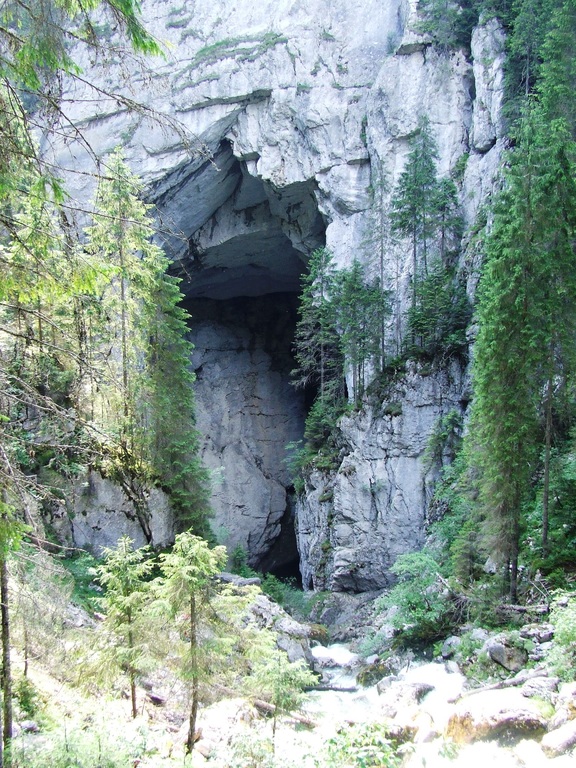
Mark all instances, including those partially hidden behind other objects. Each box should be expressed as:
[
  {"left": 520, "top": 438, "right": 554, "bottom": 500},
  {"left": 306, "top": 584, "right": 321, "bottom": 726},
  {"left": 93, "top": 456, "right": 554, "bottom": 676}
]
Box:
[
  {"left": 391, "top": 117, "right": 440, "bottom": 310},
  {"left": 85, "top": 148, "right": 212, "bottom": 538},
  {"left": 153, "top": 533, "right": 227, "bottom": 755},
  {"left": 469, "top": 107, "right": 576, "bottom": 599},
  {"left": 433, "top": 177, "right": 462, "bottom": 267},
  {"left": 97, "top": 536, "right": 153, "bottom": 719},
  {"left": 334, "top": 261, "right": 389, "bottom": 403},
  {"left": 536, "top": 0, "right": 576, "bottom": 136},
  {"left": 292, "top": 247, "right": 343, "bottom": 400}
]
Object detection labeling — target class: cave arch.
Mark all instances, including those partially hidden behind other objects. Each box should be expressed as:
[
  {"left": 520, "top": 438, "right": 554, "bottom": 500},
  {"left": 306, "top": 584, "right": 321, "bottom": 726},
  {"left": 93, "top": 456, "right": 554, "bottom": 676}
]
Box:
[{"left": 150, "top": 141, "right": 326, "bottom": 577}]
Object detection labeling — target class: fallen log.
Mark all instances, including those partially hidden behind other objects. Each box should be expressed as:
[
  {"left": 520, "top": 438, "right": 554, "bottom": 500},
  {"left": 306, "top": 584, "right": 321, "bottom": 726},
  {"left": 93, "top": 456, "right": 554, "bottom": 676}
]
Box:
[{"left": 253, "top": 698, "right": 316, "bottom": 728}]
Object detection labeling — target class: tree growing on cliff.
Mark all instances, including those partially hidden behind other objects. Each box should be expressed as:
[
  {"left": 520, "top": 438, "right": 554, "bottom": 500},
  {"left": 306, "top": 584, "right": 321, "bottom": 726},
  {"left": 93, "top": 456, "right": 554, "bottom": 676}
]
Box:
[
  {"left": 85, "top": 148, "right": 212, "bottom": 537},
  {"left": 292, "top": 247, "right": 343, "bottom": 401},
  {"left": 390, "top": 117, "right": 466, "bottom": 360},
  {"left": 334, "top": 260, "right": 389, "bottom": 403},
  {"left": 391, "top": 117, "right": 440, "bottom": 308}
]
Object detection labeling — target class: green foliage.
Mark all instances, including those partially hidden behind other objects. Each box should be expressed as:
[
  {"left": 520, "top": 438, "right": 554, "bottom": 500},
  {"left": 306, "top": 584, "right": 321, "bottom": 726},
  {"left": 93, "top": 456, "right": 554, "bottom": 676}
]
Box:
[
  {"left": 292, "top": 247, "right": 343, "bottom": 399},
  {"left": 181, "top": 32, "right": 288, "bottom": 74},
  {"left": 230, "top": 544, "right": 255, "bottom": 578},
  {"left": 378, "top": 552, "right": 457, "bottom": 647},
  {"left": 247, "top": 634, "right": 317, "bottom": 739},
  {"left": 97, "top": 537, "right": 154, "bottom": 717},
  {"left": 505, "top": 0, "right": 557, "bottom": 117},
  {"left": 60, "top": 552, "right": 102, "bottom": 612},
  {"left": 152, "top": 532, "right": 228, "bottom": 751},
  {"left": 417, "top": 0, "right": 482, "bottom": 51},
  {"left": 405, "top": 262, "right": 471, "bottom": 361},
  {"left": 334, "top": 261, "right": 391, "bottom": 403},
  {"left": 85, "top": 148, "right": 212, "bottom": 537},
  {"left": 391, "top": 116, "right": 440, "bottom": 295},
  {"left": 524, "top": 437, "right": 576, "bottom": 577},
  {"left": 389, "top": 116, "right": 468, "bottom": 365},
  {"left": 322, "top": 722, "right": 405, "bottom": 768},
  {"left": 545, "top": 592, "right": 576, "bottom": 680},
  {"left": 424, "top": 409, "right": 463, "bottom": 471},
  {"left": 291, "top": 248, "right": 390, "bottom": 487},
  {"left": 467, "top": 104, "right": 576, "bottom": 598},
  {"left": 13, "top": 676, "right": 41, "bottom": 718},
  {"left": 227, "top": 731, "right": 275, "bottom": 768},
  {"left": 9, "top": 724, "right": 139, "bottom": 768}
]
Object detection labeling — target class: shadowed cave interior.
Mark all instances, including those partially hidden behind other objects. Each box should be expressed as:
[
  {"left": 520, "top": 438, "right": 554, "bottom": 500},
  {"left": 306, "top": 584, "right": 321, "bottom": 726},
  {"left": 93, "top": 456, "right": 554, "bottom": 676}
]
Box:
[{"left": 158, "top": 141, "right": 327, "bottom": 582}]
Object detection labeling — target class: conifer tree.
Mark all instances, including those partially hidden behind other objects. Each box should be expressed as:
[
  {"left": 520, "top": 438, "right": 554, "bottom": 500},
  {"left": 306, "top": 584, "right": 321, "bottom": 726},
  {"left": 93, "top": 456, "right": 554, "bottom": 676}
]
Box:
[
  {"left": 292, "top": 247, "right": 343, "bottom": 400},
  {"left": 334, "top": 261, "right": 389, "bottom": 402},
  {"left": 153, "top": 533, "right": 227, "bottom": 755},
  {"left": 85, "top": 148, "right": 212, "bottom": 538},
  {"left": 391, "top": 117, "right": 440, "bottom": 309},
  {"left": 97, "top": 536, "right": 153, "bottom": 719},
  {"left": 469, "top": 107, "right": 576, "bottom": 598}
]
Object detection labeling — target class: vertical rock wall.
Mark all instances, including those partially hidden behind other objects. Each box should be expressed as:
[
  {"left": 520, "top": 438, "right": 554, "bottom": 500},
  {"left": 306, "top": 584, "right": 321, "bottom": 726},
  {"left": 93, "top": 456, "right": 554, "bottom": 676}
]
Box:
[{"left": 52, "top": 0, "right": 507, "bottom": 588}]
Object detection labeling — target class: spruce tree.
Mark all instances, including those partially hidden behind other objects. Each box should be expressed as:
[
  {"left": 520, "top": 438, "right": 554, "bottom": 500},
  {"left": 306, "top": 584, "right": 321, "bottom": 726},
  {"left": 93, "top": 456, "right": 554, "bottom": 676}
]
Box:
[
  {"left": 153, "top": 533, "right": 227, "bottom": 755},
  {"left": 391, "top": 117, "right": 440, "bottom": 310},
  {"left": 469, "top": 107, "right": 576, "bottom": 598},
  {"left": 292, "top": 247, "right": 343, "bottom": 400},
  {"left": 97, "top": 536, "right": 153, "bottom": 719},
  {"left": 85, "top": 148, "right": 212, "bottom": 538},
  {"left": 334, "top": 261, "right": 389, "bottom": 403}
]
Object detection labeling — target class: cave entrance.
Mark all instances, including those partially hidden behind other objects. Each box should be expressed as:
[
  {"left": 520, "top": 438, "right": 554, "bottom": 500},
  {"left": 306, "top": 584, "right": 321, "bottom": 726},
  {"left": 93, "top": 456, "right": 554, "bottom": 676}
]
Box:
[{"left": 156, "top": 141, "right": 325, "bottom": 582}]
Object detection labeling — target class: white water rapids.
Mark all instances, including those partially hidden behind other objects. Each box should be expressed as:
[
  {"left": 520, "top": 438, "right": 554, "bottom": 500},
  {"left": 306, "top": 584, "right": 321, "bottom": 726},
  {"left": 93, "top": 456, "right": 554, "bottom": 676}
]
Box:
[{"left": 196, "top": 644, "right": 574, "bottom": 767}]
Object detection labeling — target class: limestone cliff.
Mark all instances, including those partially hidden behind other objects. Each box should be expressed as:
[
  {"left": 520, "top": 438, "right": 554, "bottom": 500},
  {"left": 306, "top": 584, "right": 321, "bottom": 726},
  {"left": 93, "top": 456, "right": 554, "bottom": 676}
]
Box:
[{"left": 54, "top": 0, "right": 506, "bottom": 588}]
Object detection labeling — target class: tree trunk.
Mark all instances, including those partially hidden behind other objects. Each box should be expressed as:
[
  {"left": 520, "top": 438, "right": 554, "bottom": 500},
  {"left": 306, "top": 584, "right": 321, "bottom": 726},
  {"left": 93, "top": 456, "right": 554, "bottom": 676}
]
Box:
[
  {"left": 128, "top": 614, "right": 137, "bottom": 719},
  {"left": 509, "top": 505, "right": 520, "bottom": 603},
  {"left": 186, "top": 592, "right": 198, "bottom": 754},
  {"left": 1, "top": 554, "right": 12, "bottom": 760},
  {"left": 542, "top": 361, "right": 553, "bottom": 557}
]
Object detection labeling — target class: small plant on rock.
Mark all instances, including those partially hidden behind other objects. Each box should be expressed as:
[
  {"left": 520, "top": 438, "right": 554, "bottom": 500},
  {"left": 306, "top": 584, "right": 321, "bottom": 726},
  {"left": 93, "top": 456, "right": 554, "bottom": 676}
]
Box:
[
  {"left": 323, "top": 722, "right": 406, "bottom": 767},
  {"left": 378, "top": 551, "right": 457, "bottom": 648},
  {"left": 546, "top": 592, "right": 576, "bottom": 680}
]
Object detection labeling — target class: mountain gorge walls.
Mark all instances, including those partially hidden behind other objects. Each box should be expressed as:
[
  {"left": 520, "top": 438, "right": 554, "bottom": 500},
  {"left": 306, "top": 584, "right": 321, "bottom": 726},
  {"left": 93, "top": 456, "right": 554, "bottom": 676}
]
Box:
[{"left": 59, "top": 0, "right": 506, "bottom": 588}]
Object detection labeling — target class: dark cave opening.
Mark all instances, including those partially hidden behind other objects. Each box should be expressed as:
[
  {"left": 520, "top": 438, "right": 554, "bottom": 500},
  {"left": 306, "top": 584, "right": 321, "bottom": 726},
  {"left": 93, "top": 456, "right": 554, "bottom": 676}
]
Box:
[{"left": 157, "top": 141, "right": 326, "bottom": 581}]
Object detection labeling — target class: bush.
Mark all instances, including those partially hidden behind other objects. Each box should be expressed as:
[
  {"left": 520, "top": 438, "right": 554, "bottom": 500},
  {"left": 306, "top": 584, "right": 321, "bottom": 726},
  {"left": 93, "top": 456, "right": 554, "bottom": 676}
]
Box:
[
  {"left": 10, "top": 726, "right": 139, "bottom": 768},
  {"left": 323, "top": 722, "right": 406, "bottom": 767},
  {"left": 14, "top": 676, "right": 42, "bottom": 718},
  {"left": 60, "top": 551, "right": 102, "bottom": 611},
  {"left": 546, "top": 592, "right": 576, "bottom": 680},
  {"left": 378, "top": 551, "right": 457, "bottom": 648}
]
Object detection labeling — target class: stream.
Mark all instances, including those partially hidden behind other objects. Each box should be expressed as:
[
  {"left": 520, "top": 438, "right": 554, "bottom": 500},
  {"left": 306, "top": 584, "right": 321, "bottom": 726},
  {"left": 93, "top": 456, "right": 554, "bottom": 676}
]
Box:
[{"left": 196, "top": 643, "right": 575, "bottom": 767}]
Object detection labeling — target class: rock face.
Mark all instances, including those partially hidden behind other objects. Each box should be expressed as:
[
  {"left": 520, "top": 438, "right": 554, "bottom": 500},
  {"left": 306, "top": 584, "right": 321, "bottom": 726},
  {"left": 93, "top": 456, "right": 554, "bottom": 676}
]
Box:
[
  {"left": 188, "top": 295, "right": 305, "bottom": 568},
  {"left": 54, "top": 0, "right": 506, "bottom": 585},
  {"left": 69, "top": 472, "right": 174, "bottom": 553}
]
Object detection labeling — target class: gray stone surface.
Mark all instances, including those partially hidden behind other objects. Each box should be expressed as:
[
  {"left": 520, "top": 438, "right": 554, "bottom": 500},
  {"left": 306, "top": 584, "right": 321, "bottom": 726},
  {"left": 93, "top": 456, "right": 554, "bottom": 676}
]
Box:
[
  {"left": 484, "top": 636, "right": 529, "bottom": 673},
  {"left": 446, "top": 688, "right": 549, "bottom": 744},
  {"left": 297, "top": 363, "right": 468, "bottom": 591},
  {"left": 72, "top": 471, "right": 173, "bottom": 553},
  {"left": 541, "top": 720, "right": 576, "bottom": 758},
  {"left": 50, "top": 0, "right": 506, "bottom": 586}
]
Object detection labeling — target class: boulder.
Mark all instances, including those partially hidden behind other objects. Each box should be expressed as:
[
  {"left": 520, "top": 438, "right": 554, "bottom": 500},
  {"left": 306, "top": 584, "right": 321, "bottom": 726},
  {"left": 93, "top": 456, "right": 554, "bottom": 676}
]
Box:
[
  {"left": 484, "top": 636, "right": 528, "bottom": 672},
  {"left": 445, "top": 688, "right": 549, "bottom": 744},
  {"left": 441, "top": 636, "right": 461, "bottom": 659},
  {"left": 520, "top": 676, "right": 559, "bottom": 701},
  {"left": 541, "top": 719, "right": 576, "bottom": 757}
]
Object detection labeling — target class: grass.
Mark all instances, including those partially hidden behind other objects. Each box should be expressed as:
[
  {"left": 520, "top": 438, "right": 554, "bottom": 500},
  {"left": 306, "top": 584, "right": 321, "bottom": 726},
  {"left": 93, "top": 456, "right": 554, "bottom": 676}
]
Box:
[
  {"left": 183, "top": 31, "right": 287, "bottom": 72},
  {"left": 59, "top": 551, "right": 102, "bottom": 612}
]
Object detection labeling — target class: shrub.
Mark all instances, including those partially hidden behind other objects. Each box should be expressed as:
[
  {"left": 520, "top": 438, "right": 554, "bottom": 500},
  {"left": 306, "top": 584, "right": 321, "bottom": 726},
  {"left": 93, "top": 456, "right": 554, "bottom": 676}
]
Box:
[
  {"left": 324, "top": 722, "right": 406, "bottom": 767},
  {"left": 546, "top": 592, "right": 576, "bottom": 680},
  {"left": 378, "top": 551, "right": 457, "bottom": 648}
]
